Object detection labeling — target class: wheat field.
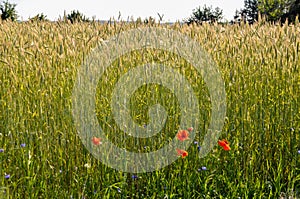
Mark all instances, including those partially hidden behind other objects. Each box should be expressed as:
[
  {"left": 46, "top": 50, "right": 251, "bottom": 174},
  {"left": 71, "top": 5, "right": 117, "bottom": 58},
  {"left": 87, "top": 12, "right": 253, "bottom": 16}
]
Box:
[{"left": 0, "top": 19, "right": 299, "bottom": 198}]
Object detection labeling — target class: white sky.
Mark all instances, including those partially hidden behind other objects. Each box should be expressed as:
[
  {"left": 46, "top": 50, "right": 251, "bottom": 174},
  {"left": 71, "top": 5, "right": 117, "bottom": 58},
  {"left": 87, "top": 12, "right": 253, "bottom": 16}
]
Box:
[{"left": 11, "top": 0, "right": 244, "bottom": 22}]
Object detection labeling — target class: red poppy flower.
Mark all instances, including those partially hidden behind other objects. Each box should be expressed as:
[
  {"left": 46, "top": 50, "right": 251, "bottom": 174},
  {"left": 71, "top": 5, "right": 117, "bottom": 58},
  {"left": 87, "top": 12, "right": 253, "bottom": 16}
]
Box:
[
  {"left": 176, "top": 130, "right": 189, "bottom": 141},
  {"left": 218, "top": 139, "right": 231, "bottom": 151},
  {"left": 92, "top": 137, "right": 102, "bottom": 145},
  {"left": 176, "top": 149, "right": 188, "bottom": 158},
  {"left": 187, "top": 127, "right": 193, "bottom": 132}
]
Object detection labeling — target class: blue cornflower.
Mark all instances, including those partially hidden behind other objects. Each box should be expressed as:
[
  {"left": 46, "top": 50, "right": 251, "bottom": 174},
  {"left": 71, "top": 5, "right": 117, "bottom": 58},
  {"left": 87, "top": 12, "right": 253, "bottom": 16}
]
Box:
[
  {"left": 194, "top": 141, "right": 198, "bottom": 145},
  {"left": 197, "top": 146, "right": 201, "bottom": 151},
  {"left": 298, "top": 150, "right": 300, "bottom": 154},
  {"left": 131, "top": 175, "right": 138, "bottom": 180},
  {"left": 198, "top": 166, "right": 207, "bottom": 171},
  {"left": 0, "top": 149, "right": 4, "bottom": 153},
  {"left": 4, "top": 174, "right": 10, "bottom": 179},
  {"left": 20, "top": 143, "right": 26, "bottom": 148},
  {"left": 117, "top": 188, "right": 121, "bottom": 193}
]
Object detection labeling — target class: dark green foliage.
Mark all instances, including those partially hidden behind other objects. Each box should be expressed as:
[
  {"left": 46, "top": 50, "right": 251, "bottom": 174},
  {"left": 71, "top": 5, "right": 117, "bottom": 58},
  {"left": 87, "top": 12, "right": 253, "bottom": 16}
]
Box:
[
  {"left": 0, "top": 0, "right": 17, "bottom": 21},
  {"left": 281, "top": 0, "right": 300, "bottom": 23},
  {"left": 185, "top": 5, "right": 223, "bottom": 25},
  {"left": 258, "top": 0, "right": 289, "bottom": 22},
  {"left": 259, "top": 0, "right": 300, "bottom": 23},
  {"left": 244, "top": 0, "right": 259, "bottom": 24},
  {"left": 29, "top": 13, "right": 48, "bottom": 22},
  {"left": 67, "top": 10, "right": 89, "bottom": 23},
  {"left": 233, "top": 9, "right": 245, "bottom": 24},
  {"left": 235, "top": 0, "right": 299, "bottom": 24},
  {"left": 233, "top": 0, "right": 259, "bottom": 24}
]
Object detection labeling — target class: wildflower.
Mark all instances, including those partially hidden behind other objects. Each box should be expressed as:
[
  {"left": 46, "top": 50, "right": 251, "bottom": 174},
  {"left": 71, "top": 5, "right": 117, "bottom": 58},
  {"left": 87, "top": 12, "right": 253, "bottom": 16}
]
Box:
[
  {"left": 194, "top": 141, "right": 198, "bottom": 145},
  {"left": 131, "top": 175, "right": 138, "bottom": 180},
  {"left": 187, "top": 127, "right": 193, "bottom": 132},
  {"left": 298, "top": 150, "right": 300, "bottom": 154},
  {"left": 84, "top": 163, "right": 91, "bottom": 168},
  {"left": 4, "top": 174, "right": 10, "bottom": 179},
  {"left": 176, "top": 149, "right": 188, "bottom": 158},
  {"left": 197, "top": 146, "right": 201, "bottom": 151},
  {"left": 92, "top": 137, "right": 101, "bottom": 145},
  {"left": 176, "top": 130, "right": 189, "bottom": 141},
  {"left": 197, "top": 166, "right": 207, "bottom": 171},
  {"left": 117, "top": 188, "right": 121, "bottom": 193},
  {"left": 0, "top": 149, "right": 4, "bottom": 153},
  {"left": 218, "top": 139, "right": 231, "bottom": 151},
  {"left": 20, "top": 143, "right": 26, "bottom": 148}
]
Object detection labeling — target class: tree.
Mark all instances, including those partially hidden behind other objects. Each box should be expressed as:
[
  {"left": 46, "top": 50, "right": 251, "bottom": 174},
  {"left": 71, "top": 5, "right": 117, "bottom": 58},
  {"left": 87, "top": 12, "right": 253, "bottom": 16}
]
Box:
[
  {"left": 233, "top": 0, "right": 258, "bottom": 24},
  {"left": 258, "top": 0, "right": 289, "bottom": 22},
  {"left": 185, "top": 5, "right": 223, "bottom": 25},
  {"left": 281, "top": 0, "right": 300, "bottom": 23},
  {"left": 244, "top": 0, "right": 259, "bottom": 23},
  {"left": 233, "top": 9, "right": 246, "bottom": 24},
  {"left": 67, "top": 10, "right": 89, "bottom": 23},
  {"left": 0, "top": 0, "right": 17, "bottom": 21},
  {"left": 258, "top": 0, "right": 300, "bottom": 23},
  {"left": 234, "top": 0, "right": 299, "bottom": 24}
]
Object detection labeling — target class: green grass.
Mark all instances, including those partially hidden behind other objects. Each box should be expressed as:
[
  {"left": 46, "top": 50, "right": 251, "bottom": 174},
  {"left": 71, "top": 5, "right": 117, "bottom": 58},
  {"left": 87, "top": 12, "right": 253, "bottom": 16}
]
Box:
[{"left": 0, "top": 19, "right": 299, "bottom": 198}]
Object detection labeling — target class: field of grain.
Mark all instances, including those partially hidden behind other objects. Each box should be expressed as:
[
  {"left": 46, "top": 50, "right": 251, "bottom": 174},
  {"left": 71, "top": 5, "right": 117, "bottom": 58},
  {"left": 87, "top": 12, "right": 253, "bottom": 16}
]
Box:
[{"left": 0, "top": 20, "right": 299, "bottom": 198}]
